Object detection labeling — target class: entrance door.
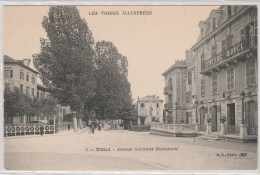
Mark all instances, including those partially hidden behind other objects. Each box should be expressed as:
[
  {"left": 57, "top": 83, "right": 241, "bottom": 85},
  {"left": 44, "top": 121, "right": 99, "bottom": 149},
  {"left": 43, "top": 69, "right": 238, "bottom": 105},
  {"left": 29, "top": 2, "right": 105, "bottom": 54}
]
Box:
[
  {"left": 211, "top": 105, "right": 218, "bottom": 132},
  {"left": 227, "top": 103, "right": 235, "bottom": 125},
  {"left": 246, "top": 101, "right": 257, "bottom": 135},
  {"left": 199, "top": 107, "right": 205, "bottom": 125}
]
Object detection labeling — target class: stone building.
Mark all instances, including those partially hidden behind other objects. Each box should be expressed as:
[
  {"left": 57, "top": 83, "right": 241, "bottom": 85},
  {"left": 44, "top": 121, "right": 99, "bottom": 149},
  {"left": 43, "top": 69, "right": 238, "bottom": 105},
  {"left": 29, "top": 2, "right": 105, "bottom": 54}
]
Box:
[
  {"left": 162, "top": 50, "right": 193, "bottom": 124},
  {"left": 4, "top": 55, "right": 71, "bottom": 125},
  {"left": 4, "top": 55, "right": 38, "bottom": 97},
  {"left": 191, "top": 5, "right": 257, "bottom": 135},
  {"left": 137, "top": 95, "right": 163, "bottom": 125}
]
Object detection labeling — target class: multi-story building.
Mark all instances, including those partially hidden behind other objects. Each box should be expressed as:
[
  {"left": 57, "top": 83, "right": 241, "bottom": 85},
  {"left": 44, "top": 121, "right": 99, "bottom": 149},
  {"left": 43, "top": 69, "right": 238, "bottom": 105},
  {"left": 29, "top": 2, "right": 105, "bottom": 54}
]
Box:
[
  {"left": 191, "top": 5, "right": 257, "bottom": 135},
  {"left": 4, "top": 55, "right": 71, "bottom": 125},
  {"left": 162, "top": 50, "right": 193, "bottom": 124},
  {"left": 137, "top": 95, "right": 163, "bottom": 125},
  {"left": 4, "top": 55, "right": 38, "bottom": 97}
]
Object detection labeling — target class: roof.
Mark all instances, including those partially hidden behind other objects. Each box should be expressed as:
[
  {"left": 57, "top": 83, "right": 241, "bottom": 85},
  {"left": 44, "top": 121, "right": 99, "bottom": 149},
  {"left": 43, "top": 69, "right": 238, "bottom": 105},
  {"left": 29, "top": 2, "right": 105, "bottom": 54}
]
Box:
[
  {"left": 37, "top": 84, "right": 52, "bottom": 93},
  {"left": 4, "top": 55, "right": 39, "bottom": 74},
  {"left": 162, "top": 60, "right": 187, "bottom": 76},
  {"left": 138, "top": 95, "right": 163, "bottom": 102}
]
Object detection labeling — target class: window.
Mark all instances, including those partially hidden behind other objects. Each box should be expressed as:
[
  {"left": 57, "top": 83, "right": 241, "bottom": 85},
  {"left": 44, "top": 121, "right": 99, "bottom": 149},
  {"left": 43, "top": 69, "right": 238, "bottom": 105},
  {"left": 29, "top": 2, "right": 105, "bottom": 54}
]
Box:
[
  {"left": 26, "top": 86, "right": 30, "bottom": 95},
  {"left": 31, "top": 88, "right": 34, "bottom": 96},
  {"left": 37, "top": 92, "right": 40, "bottom": 98},
  {"left": 60, "top": 108, "right": 62, "bottom": 113},
  {"left": 246, "top": 58, "right": 256, "bottom": 86},
  {"left": 157, "top": 103, "right": 159, "bottom": 108},
  {"left": 63, "top": 109, "right": 66, "bottom": 115},
  {"left": 227, "top": 6, "right": 232, "bottom": 18},
  {"left": 140, "top": 103, "right": 145, "bottom": 108},
  {"left": 26, "top": 74, "right": 29, "bottom": 82},
  {"left": 212, "top": 17, "right": 216, "bottom": 30},
  {"left": 5, "top": 70, "right": 13, "bottom": 78},
  {"left": 188, "top": 72, "right": 192, "bottom": 84},
  {"left": 20, "top": 71, "right": 24, "bottom": 80},
  {"left": 211, "top": 45, "right": 217, "bottom": 58},
  {"left": 227, "top": 67, "right": 235, "bottom": 91},
  {"left": 212, "top": 73, "right": 218, "bottom": 95},
  {"left": 241, "top": 26, "right": 250, "bottom": 41},
  {"left": 186, "top": 91, "right": 192, "bottom": 104},
  {"left": 201, "top": 79, "right": 206, "bottom": 97},
  {"left": 20, "top": 84, "right": 23, "bottom": 92},
  {"left": 31, "top": 76, "right": 35, "bottom": 84}
]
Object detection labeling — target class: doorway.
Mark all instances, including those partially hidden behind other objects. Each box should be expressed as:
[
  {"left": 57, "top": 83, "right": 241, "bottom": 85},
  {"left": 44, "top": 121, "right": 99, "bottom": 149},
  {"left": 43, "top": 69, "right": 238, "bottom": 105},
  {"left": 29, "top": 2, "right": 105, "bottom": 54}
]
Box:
[
  {"left": 211, "top": 105, "right": 218, "bottom": 132},
  {"left": 227, "top": 103, "right": 235, "bottom": 126}
]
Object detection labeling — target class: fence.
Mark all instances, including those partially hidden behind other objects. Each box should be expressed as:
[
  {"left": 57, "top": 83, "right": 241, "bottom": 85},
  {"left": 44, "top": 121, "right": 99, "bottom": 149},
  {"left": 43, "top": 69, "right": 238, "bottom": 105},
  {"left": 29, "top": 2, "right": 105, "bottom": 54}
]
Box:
[{"left": 4, "top": 124, "right": 55, "bottom": 137}]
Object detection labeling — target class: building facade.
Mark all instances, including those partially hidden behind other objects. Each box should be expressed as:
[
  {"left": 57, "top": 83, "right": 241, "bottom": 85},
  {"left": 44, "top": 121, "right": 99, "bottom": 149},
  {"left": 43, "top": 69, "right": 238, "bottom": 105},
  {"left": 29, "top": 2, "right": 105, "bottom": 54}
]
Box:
[
  {"left": 137, "top": 95, "right": 163, "bottom": 125},
  {"left": 193, "top": 5, "right": 258, "bottom": 135},
  {"left": 4, "top": 55, "right": 71, "bottom": 125},
  {"left": 162, "top": 50, "right": 194, "bottom": 124},
  {"left": 4, "top": 55, "right": 38, "bottom": 97},
  {"left": 162, "top": 5, "right": 257, "bottom": 136}
]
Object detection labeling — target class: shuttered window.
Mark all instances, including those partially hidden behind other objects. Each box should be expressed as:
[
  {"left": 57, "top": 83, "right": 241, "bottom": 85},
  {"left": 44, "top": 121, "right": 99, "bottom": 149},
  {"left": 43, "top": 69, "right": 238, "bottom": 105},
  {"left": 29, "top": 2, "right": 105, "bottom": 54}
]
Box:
[
  {"left": 246, "top": 58, "right": 256, "bottom": 86},
  {"left": 227, "top": 67, "right": 235, "bottom": 91},
  {"left": 212, "top": 73, "right": 218, "bottom": 95}
]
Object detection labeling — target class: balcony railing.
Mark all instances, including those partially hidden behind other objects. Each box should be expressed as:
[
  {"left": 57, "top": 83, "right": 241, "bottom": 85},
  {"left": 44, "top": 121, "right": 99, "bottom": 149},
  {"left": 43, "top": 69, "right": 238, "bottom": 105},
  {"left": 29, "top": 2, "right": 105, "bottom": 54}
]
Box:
[
  {"left": 201, "top": 36, "right": 257, "bottom": 71},
  {"left": 164, "top": 103, "right": 173, "bottom": 110},
  {"left": 224, "top": 125, "right": 240, "bottom": 136},
  {"left": 164, "top": 86, "right": 173, "bottom": 94}
]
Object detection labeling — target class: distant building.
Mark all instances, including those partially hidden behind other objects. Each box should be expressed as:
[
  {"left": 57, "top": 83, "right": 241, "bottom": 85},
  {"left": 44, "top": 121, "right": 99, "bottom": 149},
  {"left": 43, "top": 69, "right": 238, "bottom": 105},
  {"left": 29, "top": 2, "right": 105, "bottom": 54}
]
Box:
[
  {"left": 162, "top": 50, "right": 193, "bottom": 124},
  {"left": 137, "top": 95, "right": 163, "bottom": 125}
]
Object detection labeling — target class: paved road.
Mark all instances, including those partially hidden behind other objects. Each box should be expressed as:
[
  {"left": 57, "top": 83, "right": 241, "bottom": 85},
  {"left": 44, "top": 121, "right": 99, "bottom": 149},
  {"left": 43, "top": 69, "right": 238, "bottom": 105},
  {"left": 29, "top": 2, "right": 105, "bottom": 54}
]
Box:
[{"left": 4, "top": 129, "right": 258, "bottom": 171}]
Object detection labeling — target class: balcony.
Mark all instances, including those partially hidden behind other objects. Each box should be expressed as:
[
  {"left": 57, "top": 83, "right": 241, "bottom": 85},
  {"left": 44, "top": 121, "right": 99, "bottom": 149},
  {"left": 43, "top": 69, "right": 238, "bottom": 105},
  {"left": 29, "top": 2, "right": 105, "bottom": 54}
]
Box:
[
  {"left": 163, "top": 86, "right": 173, "bottom": 95},
  {"left": 164, "top": 103, "right": 173, "bottom": 110},
  {"left": 201, "top": 36, "right": 257, "bottom": 74}
]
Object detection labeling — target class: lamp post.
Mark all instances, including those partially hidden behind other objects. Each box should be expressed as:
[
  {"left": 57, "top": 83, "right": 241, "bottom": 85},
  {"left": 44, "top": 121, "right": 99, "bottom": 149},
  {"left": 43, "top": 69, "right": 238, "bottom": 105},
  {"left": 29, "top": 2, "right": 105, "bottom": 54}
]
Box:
[
  {"left": 194, "top": 100, "right": 199, "bottom": 123},
  {"left": 174, "top": 102, "right": 178, "bottom": 124},
  {"left": 240, "top": 91, "right": 246, "bottom": 124}
]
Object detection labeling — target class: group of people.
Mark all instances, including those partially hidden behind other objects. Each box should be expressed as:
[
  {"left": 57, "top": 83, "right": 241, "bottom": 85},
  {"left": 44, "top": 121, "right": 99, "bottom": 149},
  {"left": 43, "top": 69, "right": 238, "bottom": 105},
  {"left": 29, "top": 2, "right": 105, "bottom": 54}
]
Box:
[{"left": 67, "top": 122, "right": 104, "bottom": 134}]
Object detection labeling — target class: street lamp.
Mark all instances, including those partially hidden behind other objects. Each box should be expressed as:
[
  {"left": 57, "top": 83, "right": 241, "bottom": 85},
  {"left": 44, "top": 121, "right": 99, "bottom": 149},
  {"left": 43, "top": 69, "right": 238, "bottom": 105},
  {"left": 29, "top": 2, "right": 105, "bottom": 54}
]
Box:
[
  {"left": 194, "top": 100, "right": 199, "bottom": 123},
  {"left": 240, "top": 91, "right": 246, "bottom": 124},
  {"left": 174, "top": 102, "right": 178, "bottom": 124}
]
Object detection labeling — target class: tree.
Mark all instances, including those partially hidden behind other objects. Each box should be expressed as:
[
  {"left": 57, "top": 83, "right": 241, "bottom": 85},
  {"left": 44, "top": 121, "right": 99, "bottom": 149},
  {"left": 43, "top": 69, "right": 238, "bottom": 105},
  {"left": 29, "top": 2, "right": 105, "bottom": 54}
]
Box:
[
  {"left": 94, "top": 41, "right": 133, "bottom": 120},
  {"left": 4, "top": 87, "right": 31, "bottom": 124},
  {"left": 33, "top": 6, "right": 96, "bottom": 114}
]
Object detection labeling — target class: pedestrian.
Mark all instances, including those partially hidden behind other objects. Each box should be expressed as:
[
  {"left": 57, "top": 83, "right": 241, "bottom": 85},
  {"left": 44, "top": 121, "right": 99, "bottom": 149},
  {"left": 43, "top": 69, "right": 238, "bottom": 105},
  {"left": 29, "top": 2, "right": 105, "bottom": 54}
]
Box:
[
  {"left": 40, "top": 125, "right": 44, "bottom": 136},
  {"left": 91, "top": 123, "right": 95, "bottom": 134},
  {"left": 68, "top": 124, "right": 70, "bottom": 131}
]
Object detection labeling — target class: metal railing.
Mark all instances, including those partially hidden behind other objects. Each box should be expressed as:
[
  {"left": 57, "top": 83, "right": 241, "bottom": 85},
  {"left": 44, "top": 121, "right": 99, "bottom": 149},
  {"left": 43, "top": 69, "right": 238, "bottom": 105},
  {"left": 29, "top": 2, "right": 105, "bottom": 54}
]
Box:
[
  {"left": 198, "top": 124, "right": 207, "bottom": 132},
  {"left": 224, "top": 125, "right": 240, "bottom": 136},
  {"left": 4, "top": 124, "right": 55, "bottom": 137},
  {"left": 201, "top": 36, "right": 257, "bottom": 71},
  {"left": 164, "top": 103, "right": 173, "bottom": 110},
  {"left": 248, "top": 126, "right": 258, "bottom": 136}
]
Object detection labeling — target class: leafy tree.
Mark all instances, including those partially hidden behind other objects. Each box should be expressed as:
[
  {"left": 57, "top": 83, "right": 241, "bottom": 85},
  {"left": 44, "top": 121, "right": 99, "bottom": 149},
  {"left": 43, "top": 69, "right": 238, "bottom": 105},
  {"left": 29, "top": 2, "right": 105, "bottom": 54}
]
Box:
[
  {"left": 4, "top": 87, "right": 31, "bottom": 124},
  {"left": 33, "top": 6, "right": 96, "bottom": 113},
  {"left": 94, "top": 41, "right": 133, "bottom": 120}
]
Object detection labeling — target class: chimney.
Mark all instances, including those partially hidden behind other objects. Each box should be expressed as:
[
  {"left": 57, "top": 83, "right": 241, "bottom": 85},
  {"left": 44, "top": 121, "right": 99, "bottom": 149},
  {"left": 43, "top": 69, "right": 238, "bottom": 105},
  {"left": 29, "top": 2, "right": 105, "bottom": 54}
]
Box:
[
  {"left": 185, "top": 49, "right": 193, "bottom": 66},
  {"left": 23, "top": 59, "right": 31, "bottom": 67}
]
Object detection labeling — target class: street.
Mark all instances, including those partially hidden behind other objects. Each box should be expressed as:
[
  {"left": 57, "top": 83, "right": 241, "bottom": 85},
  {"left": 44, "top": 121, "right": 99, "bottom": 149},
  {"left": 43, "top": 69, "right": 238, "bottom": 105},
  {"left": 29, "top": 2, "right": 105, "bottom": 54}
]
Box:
[{"left": 4, "top": 129, "right": 258, "bottom": 171}]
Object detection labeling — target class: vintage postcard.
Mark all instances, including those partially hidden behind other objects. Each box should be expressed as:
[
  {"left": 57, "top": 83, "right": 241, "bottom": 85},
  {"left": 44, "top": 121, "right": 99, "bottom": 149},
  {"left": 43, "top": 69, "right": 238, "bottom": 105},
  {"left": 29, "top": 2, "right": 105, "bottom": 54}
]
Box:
[{"left": 1, "top": 3, "right": 259, "bottom": 174}]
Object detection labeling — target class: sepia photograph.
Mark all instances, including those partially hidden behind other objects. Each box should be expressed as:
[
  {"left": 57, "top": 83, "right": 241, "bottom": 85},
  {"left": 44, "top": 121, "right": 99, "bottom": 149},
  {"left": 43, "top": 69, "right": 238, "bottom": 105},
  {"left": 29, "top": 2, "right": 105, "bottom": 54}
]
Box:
[{"left": 2, "top": 4, "right": 259, "bottom": 173}]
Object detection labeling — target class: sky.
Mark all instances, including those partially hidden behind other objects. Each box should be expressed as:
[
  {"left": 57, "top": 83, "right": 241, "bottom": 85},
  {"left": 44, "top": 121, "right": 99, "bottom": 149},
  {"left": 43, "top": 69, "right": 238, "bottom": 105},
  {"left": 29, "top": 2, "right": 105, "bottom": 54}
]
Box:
[{"left": 4, "top": 5, "right": 217, "bottom": 102}]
